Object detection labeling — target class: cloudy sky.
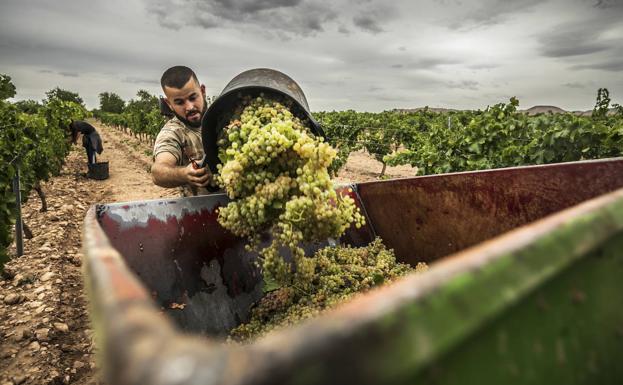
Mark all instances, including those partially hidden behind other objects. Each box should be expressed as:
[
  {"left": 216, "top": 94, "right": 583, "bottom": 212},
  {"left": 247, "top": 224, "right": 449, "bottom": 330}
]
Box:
[{"left": 1, "top": 0, "right": 622, "bottom": 112}]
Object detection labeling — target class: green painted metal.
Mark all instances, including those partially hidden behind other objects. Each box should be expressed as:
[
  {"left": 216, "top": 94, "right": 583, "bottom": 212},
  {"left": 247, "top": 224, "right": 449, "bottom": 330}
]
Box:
[
  {"left": 356, "top": 193, "right": 623, "bottom": 383},
  {"left": 416, "top": 235, "right": 623, "bottom": 384}
]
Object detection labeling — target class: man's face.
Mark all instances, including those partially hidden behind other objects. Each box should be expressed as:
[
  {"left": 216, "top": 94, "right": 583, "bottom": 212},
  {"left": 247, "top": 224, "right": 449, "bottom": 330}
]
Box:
[{"left": 163, "top": 77, "right": 207, "bottom": 128}]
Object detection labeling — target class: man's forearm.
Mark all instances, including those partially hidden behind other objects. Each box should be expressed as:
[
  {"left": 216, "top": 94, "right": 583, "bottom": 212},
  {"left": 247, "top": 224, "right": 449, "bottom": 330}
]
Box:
[{"left": 151, "top": 163, "right": 187, "bottom": 188}]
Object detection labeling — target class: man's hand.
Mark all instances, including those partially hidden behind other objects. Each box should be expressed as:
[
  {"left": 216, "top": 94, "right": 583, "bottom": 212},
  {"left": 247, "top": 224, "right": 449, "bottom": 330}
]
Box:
[
  {"left": 182, "top": 163, "right": 212, "bottom": 187},
  {"left": 152, "top": 152, "right": 212, "bottom": 188}
]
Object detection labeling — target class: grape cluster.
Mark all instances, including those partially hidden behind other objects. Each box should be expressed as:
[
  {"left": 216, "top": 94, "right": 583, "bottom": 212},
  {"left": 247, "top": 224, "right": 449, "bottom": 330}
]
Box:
[
  {"left": 216, "top": 95, "right": 366, "bottom": 288},
  {"left": 229, "top": 238, "right": 428, "bottom": 342}
]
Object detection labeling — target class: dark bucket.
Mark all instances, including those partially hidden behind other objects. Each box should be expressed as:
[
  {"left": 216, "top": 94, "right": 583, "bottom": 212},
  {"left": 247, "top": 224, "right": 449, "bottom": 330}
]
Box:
[
  {"left": 88, "top": 161, "right": 109, "bottom": 180},
  {"left": 201, "top": 68, "right": 325, "bottom": 173}
]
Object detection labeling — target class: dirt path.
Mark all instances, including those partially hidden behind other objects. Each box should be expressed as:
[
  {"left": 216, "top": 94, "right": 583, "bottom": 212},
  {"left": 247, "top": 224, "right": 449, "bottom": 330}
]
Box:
[
  {"left": 0, "top": 121, "right": 417, "bottom": 385},
  {"left": 333, "top": 150, "right": 417, "bottom": 184}
]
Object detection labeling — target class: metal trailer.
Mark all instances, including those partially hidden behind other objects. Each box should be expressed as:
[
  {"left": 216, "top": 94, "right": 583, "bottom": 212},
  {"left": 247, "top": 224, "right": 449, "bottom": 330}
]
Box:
[{"left": 82, "top": 158, "right": 623, "bottom": 385}]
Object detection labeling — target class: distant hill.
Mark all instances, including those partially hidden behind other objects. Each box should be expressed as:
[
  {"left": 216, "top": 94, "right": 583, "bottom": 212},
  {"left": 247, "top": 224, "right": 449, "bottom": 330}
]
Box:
[
  {"left": 393, "top": 107, "right": 459, "bottom": 114},
  {"left": 523, "top": 107, "right": 620, "bottom": 117},
  {"left": 395, "top": 105, "right": 573, "bottom": 115},
  {"left": 394, "top": 105, "right": 617, "bottom": 117},
  {"left": 521, "top": 105, "right": 567, "bottom": 115},
  {"left": 572, "top": 110, "right": 593, "bottom": 117}
]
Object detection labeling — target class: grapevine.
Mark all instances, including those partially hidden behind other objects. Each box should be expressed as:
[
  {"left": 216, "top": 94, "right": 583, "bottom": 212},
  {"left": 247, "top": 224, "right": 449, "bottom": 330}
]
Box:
[{"left": 0, "top": 74, "right": 87, "bottom": 270}]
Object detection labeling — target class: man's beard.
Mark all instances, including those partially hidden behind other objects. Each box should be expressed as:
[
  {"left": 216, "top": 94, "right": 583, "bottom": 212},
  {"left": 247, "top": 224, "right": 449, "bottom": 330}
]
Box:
[{"left": 175, "top": 100, "right": 208, "bottom": 128}]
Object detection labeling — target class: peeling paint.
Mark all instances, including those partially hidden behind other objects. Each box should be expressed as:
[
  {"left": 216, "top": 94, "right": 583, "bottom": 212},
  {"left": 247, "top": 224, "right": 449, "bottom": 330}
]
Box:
[
  {"left": 104, "top": 194, "right": 227, "bottom": 230},
  {"left": 82, "top": 159, "right": 623, "bottom": 385}
]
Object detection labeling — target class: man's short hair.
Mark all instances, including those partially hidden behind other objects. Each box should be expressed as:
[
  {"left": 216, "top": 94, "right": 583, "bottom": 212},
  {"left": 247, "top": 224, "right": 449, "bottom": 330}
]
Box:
[{"left": 161, "top": 66, "right": 198, "bottom": 89}]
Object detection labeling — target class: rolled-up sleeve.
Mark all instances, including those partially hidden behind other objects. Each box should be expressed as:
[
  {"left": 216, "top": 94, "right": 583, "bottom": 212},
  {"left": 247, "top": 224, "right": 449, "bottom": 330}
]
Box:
[{"left": 153, "top": 126, "right": 182, "bottom": 164}]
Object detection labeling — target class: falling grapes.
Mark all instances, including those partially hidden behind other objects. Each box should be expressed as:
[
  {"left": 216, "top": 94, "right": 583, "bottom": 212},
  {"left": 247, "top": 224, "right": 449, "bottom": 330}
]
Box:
[
  {"left": 215, "top": 95, "right": 428, "bottom": 342},
  {"left": 216, "top": 95, "right": 365, "bottom": 289},
  {"left": 228, "top": 238, "right": 428, "bottom": 341}
]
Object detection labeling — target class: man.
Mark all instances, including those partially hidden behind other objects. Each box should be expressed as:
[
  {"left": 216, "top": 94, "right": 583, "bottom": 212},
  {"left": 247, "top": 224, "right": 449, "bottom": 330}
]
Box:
[
  {"left": 70, "top": 120, "right": 103, "bottom": 165},
  {"left": 152, "top": 66, "right": 213, "bottom": 196}
]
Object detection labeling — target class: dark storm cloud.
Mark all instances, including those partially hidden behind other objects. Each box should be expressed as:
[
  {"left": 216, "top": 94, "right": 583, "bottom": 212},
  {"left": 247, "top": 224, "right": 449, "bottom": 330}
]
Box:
[
  {"left": 0, "top": 31, "right": 162, "bottom": 75},
  {"left": 352, "top": 5, "right": 397, "bottom": 34},
  {"left": 541, "top": 41, "right": 610, "bottom": 58},
  {"left": 538, "top": 23, "right": 611, "bottom": 58},
  {"left": 447, "top": 0, "right": 541, "bottom": 29},
  {"left": 538, "top": 0, "right": 622, "bottom": 57},
  {"left": 572, "top": 59, "right": 623, "bottom": 72},
  {"left": 591, "top": 0, "right": 621, "bottom": 9},
  {"left": 353, "top": 15, "right": 383, "bottom": 33},
  {"left": 0, "top": 14, "right": 180, "bottom": 81},
  {"left": 337, "top": 25, "right": 351, "bottom": 34},
  {"left": 537, "top": 2, "right": 623, "bottom": 74},
  {"left": 0, "top": 1, "right": 183, "bottom": 107},
  {"left": 212, "top": 0, "right": 302, "bottom": 13},
  {"left": 146, "top": 0, "right": 338, "bottom": 36}
]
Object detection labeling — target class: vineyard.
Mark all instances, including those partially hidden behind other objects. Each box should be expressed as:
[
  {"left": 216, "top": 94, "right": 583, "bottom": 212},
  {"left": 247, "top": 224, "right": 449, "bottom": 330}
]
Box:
[
  {"left": 0, "top": 75, "right": 87, "bottom": 271},
  {"left": 318, "top": 90, "right": 623, "bottom": 176},
  {"left": 95, "top": 88, "right": 623, "bottom": 179}
]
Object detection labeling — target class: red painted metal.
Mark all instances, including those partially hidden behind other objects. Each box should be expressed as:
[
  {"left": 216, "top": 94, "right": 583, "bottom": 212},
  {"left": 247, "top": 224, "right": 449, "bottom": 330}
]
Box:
[{"left": 356, "top": 158, "right": 623, "bottom": 264}]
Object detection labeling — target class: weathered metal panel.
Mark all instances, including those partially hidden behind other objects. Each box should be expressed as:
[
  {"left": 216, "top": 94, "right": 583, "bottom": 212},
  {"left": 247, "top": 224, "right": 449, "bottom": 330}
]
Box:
[
  {"left": 82, "top": 208, "right": 248, "bottom": 384},
  {"left": 98, "top": 194, "right": 264, "bottom": 336},
  {"left": 357, "top": 158, "right": 623, "bottom": 265},
  {"left": 81, "top": 158, "right": 623, "bottom": 385},
  {"left": 96, "top": 188, "right": 373, "bottom": 336}
]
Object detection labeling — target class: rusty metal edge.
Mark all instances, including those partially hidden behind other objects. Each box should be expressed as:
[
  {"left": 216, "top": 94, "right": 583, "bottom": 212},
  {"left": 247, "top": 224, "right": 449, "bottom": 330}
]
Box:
[{"left": 355, "top": 157, "right": 623, "bottom": 186}]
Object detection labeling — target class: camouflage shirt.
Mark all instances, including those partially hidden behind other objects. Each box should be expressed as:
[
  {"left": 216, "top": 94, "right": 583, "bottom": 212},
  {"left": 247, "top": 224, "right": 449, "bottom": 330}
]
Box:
[{"left": 153, "top": 117, "right": 210, "bottom": 197}]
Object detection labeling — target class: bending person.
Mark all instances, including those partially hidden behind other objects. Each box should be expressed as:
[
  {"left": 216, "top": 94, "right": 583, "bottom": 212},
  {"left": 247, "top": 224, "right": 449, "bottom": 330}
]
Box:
[{"left": 70, "top": 120, "right": 103, "bottom": 165}]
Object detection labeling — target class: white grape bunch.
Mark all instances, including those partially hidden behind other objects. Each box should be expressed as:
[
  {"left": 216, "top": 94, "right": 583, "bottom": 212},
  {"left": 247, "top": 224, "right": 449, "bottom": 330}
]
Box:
[
  {"left": 228, "top": 238, "right": 428, "bottom": 341},
  {"left": 216, "top": 95, "right": 366, "bottom": 289}
]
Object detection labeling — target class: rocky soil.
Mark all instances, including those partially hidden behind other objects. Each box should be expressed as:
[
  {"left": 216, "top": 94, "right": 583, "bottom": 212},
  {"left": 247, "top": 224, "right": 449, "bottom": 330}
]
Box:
[{"left": 0, "top": 150, "right": 107, "bottom": 385}]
